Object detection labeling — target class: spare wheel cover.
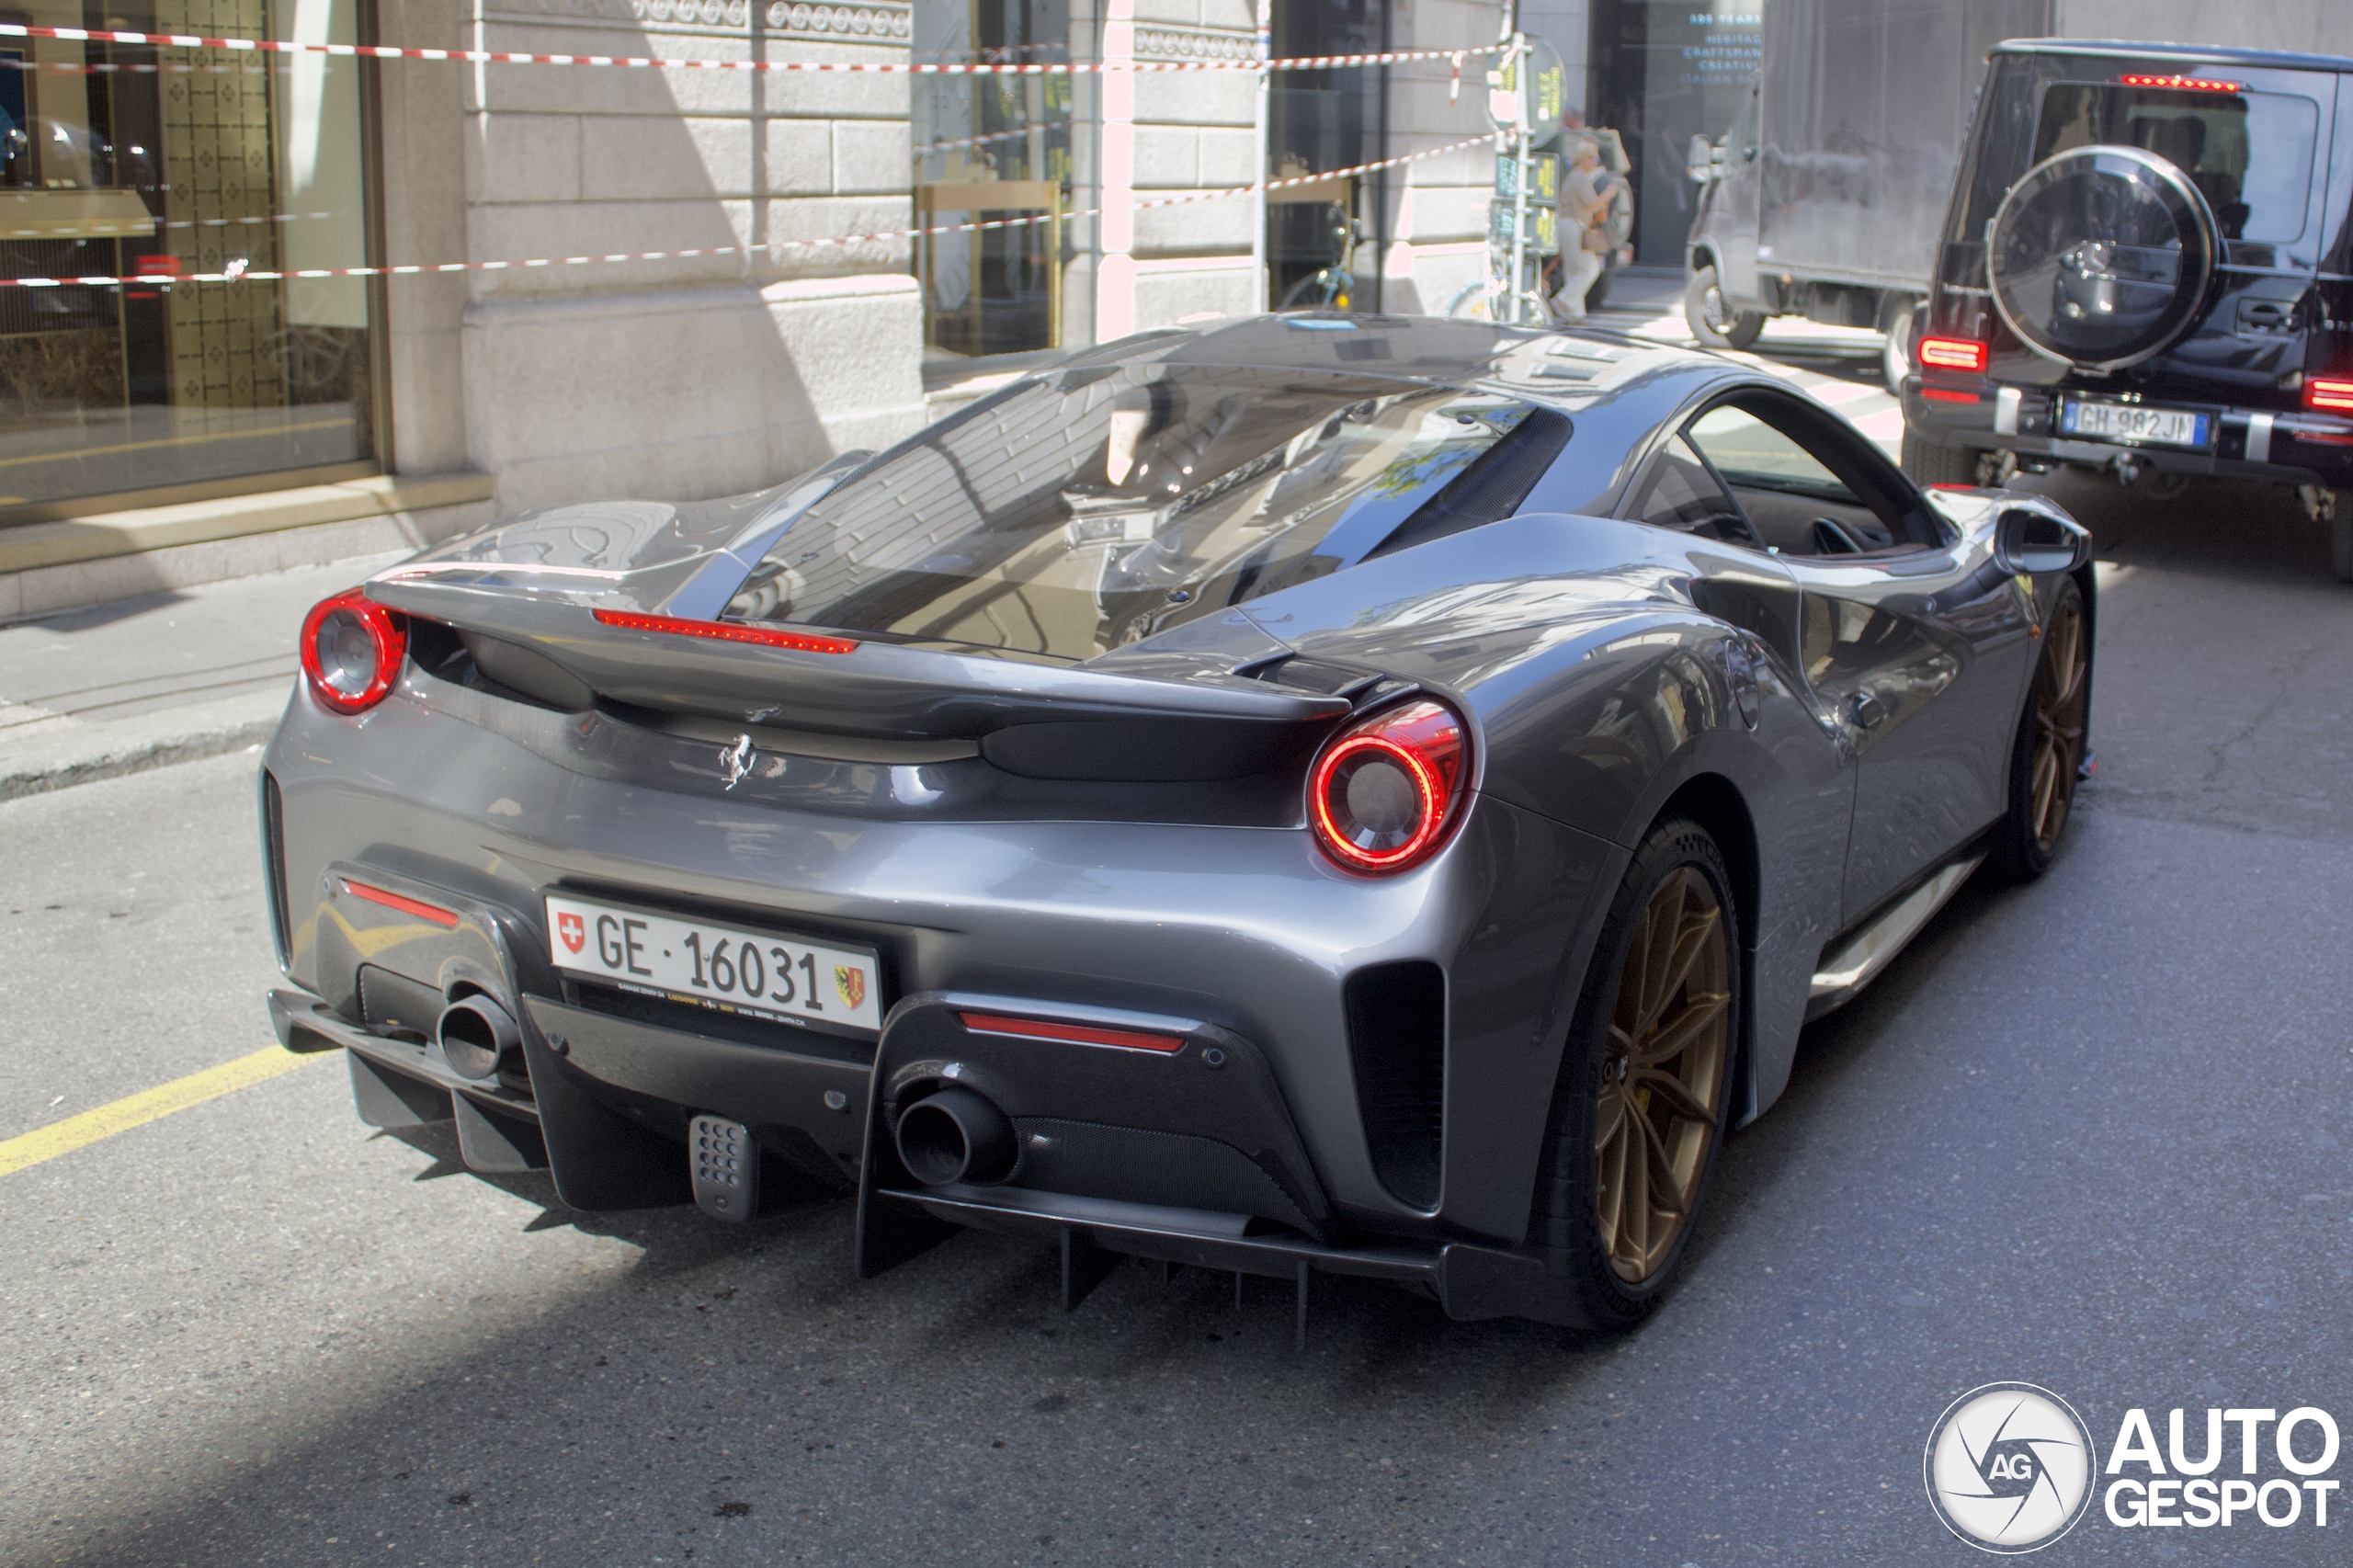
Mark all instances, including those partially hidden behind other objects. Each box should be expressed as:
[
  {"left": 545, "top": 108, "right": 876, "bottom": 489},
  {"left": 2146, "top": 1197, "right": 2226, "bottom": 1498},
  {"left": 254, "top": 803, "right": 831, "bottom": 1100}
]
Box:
[{"left": 1987, "top": 144, "right": 2220, "bottom": 371}]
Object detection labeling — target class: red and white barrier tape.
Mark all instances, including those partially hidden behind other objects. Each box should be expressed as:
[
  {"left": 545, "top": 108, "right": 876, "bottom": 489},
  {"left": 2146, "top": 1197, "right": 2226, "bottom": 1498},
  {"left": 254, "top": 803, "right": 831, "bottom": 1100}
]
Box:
[
  {"left": 0, "top": 132, "right": 1499, "bottom": 289},
  {"left": 0, "top": 24, "right": 1496, "bottom": 75}
]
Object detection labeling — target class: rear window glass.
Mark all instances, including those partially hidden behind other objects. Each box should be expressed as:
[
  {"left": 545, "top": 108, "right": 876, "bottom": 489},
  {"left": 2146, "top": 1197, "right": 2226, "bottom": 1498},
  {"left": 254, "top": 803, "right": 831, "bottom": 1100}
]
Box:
[
  {"left": 724, "top": 365, "right": 1563, "bottom": 660},
  {"left": 2032, "top": 81, "right": 2319, "bottom": 243}
]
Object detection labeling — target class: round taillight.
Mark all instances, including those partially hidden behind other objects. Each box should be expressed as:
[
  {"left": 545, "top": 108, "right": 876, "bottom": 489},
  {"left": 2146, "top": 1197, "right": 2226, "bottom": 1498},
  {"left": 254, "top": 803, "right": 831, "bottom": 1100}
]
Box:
[
  {"left": 1309, "top": 699, "right": 1469, "bottom": 874},
  {"left": 300, "top": 587, "right": 407, "bottom": 715}
]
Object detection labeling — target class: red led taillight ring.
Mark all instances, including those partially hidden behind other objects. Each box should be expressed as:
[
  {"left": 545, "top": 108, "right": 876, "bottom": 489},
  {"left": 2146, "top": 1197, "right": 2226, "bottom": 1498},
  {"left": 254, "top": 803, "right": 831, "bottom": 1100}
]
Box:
[
  {"left": 299, "top": 587, "right": 407, "bottom": 715},
  {"left": 1308, "top": 699, "right": 1468, "bottom": 875},
  {"left": 1312, "top": 733, "right": 1449, "bottom": 871}
]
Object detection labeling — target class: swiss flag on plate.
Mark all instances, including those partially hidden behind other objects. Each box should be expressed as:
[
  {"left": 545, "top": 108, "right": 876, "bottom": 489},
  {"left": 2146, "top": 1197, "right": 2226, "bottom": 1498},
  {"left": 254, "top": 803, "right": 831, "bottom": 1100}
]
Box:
[{"left": 557, "top": 912, "right": 585, "bottom": 954}]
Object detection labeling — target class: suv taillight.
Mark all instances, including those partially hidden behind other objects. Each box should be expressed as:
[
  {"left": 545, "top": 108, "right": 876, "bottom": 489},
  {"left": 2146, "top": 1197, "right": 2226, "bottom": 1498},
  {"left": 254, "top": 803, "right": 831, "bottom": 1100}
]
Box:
[
  {"left": 300, "top": 587, "right": 407, "bottom": 714},
  {"left": 1309, "top": 699, "right": 1470, "bottom": 875},
  {"left": 2306, "top": 377, "right": 2353, "bottom": 412},
  {"left": 1918, "top": 336, "right": 1989, "bottom": 373}
]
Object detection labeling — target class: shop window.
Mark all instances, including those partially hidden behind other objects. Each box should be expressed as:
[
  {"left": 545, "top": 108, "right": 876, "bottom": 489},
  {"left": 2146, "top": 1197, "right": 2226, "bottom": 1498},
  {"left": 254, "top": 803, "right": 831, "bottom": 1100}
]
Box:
[
  {"left": 911, "top": 0, "right": 1072, "bottom": 362},
  {"left": 0, "top": 0, "right": 375, "bottom": 518},
  {"left": 1266, "top": 0, "right": 1383, "bottom": 311}
]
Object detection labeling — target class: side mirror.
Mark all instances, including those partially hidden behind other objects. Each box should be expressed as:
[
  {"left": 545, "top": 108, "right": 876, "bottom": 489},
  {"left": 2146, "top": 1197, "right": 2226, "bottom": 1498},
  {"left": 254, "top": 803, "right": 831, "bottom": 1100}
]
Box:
[
  {"left": 1688, "top": 133, "right": 1717, "bottom": 184},
  {"left": 1993, "top": 507, "right": 2093, "bottom": 574}
]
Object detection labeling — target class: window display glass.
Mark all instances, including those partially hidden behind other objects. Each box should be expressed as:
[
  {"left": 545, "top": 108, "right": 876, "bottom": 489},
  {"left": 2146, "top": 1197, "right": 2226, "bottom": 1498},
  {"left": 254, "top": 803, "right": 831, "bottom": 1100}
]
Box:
[
  {"left": 1589, "top": 0, "right": 1764, "bottom": 265},
  {"left": 910, "top": 0, "right": 1072, "bottom": 362},
  {"left": 0, "top": 0, "right": 375, "bottom": 517}
]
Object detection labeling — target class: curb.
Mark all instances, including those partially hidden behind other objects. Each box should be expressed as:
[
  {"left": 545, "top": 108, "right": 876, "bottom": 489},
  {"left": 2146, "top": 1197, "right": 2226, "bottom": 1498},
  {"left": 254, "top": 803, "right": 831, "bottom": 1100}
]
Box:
[{"left": 0, "top": 689, "right": 287, "bottom": 802}]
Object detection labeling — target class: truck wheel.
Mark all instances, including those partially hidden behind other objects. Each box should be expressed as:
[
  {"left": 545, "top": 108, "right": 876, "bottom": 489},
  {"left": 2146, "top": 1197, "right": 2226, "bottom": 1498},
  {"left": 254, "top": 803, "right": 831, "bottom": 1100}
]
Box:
[
  {"left": 1685, "top": 266, "right": 1763, "bottom": 350},
  {"left": 1880, "top": 299, "right": 1921, "bottom": 394},
  {"left": 2333, "top": 512, "right": 2353, "bottom": 584},
  {"left": 1900, "top": 428, "right": 1979, "bottom": 487}
]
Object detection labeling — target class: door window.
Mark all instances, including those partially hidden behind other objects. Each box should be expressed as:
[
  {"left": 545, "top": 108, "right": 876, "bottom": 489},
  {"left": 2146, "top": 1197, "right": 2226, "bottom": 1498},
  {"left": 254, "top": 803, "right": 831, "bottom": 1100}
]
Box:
[
  {"left": 1682, "top": 396, "right": 1931, "bottom": 557},
  {"left": 1622, "top": 434, "right": 1758, "bottom": 546}
]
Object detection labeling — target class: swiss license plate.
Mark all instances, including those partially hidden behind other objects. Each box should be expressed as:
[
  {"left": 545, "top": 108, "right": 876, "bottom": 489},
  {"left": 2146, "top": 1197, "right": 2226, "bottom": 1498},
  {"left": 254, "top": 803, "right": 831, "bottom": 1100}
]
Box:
[
  {"left": 545, "top": 893, "right": 883, "bottom": 1035},
  {"left": 2060, "top": 398, "right": 2210, "bottom": 449}
]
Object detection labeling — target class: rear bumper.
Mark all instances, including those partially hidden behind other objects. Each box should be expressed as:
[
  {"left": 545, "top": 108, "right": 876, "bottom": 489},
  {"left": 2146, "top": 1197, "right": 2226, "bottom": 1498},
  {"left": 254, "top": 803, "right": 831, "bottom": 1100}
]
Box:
[
  {"left": 1904, "top": 379, "right": 2353, "bottom": 488},
  {"left": 268, "top": 973, "right": 1581, "bottom": 1329}
]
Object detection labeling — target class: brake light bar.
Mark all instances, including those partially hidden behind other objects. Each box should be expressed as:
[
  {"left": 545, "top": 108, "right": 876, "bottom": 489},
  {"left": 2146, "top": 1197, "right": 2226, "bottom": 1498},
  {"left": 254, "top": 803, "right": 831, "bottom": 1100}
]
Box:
[
  {"left": 1918, "top": 336, "right": 1990, "bottom": 373},
  {"left": 2305, "top": 378, "right": 2353, "bottom": 412},
  {"left": 2120, "top": 74, "right": 2241, "bottom": 93},
  {"left": 591, "top": 608, "right": 857, "bottom": 655},
  {"left": 342, "top": 878, "right": 460, "bottom": 927},
  {"left": 957, "top": 1011, "right": 1188, "bottom": 1053}
]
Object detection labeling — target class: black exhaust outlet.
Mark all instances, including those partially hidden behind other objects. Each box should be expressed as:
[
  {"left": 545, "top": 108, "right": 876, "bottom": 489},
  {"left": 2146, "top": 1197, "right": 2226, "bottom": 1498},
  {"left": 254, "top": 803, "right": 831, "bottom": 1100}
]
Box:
[
  {"left": 895, "top": 1087, "right": 1017, "bottom": 1186},
  {"left": 438, "top": 994, "right": 521, "bottom": 1080}
]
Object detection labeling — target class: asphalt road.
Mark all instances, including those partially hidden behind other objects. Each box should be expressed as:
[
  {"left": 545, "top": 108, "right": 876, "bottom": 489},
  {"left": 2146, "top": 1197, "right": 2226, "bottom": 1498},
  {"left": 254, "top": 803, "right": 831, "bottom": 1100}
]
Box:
[{"left": 4, "top": 470, "right": 2351, "bottom": 1567}]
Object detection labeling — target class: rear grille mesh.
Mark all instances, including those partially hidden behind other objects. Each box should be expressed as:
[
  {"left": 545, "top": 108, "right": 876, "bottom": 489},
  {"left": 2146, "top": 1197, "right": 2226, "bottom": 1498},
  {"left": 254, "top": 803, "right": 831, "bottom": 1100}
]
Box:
[{"left": 1345, "top": 960, "right": 1446, "bottom": 1210}]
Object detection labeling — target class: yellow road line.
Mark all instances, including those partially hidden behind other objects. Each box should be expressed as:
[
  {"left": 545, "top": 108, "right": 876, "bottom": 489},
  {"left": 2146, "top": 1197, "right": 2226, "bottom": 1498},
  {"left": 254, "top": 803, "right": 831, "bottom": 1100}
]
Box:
[{"left": 0, "top": 1046, "right": 328, "bottom": 1178}]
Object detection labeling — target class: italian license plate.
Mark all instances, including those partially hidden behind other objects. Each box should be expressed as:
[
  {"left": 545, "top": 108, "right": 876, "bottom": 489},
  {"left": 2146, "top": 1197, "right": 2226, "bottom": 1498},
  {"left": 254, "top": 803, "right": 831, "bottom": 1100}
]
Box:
[
  {"left": 544, "top": 893, "right": 883, "bottom": 1034},
  {"left": 2060, "top": 398, "right": 2210, "bottom": 448}
]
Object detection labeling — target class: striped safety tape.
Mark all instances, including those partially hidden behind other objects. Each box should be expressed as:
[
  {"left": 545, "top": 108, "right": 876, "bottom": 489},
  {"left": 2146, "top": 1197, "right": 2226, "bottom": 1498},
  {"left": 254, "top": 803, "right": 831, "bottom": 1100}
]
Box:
[
  {"left": 0, "top": 133, "right": 1501, "bottom": 289},
  {"left": 0, "top": 24, "right": 1499, "bottom": 76}
]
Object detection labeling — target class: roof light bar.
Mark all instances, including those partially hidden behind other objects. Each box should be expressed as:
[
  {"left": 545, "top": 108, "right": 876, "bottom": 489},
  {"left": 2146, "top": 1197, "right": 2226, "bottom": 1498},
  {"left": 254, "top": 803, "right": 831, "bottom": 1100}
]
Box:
[
  {"left": 2119, "top": 74, "right": 2242, "bottom": 93},
  {"left": 957, "top": 1011, "right": 1188, "bottom": 1053},
  {"left": 1917, "top": 336, "right": 1990, "bottom": 373},
  {"left": 591, "top": 608, "right": 858, "bottom": 654},
  {"left": 2306, "top": 377, "right": 2353, "bottom": 412},
  {"left": 342, "top": 878, "right": 460, "bottom": 927}
]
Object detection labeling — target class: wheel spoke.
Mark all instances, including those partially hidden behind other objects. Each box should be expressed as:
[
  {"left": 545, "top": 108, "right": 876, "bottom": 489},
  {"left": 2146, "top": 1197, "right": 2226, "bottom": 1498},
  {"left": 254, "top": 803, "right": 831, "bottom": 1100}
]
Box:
[
  {"left": 1637, "top": 879, "right": 1690, "bottom": 1032},
  {"left": 1633, "top": 1066, "right": 1717, "bottom": 1127},
  {"left": 1622, "top": 1117, "right": 1651, "bottom": 1260},
  {"left": 1634, "top": 1105, "right": 1688, "bottom": 1220},
  {"left": 2030, "top": 742, "right": 2059, "bottom": 838},
  {"left": 1649, "top": 906, "right": 1722, "bottom": 1030},
  {"left": 1632, "top": 989, "right": 1730, "bottom": 1067},
  {"left": 1594, "top": 1083, "right": 1627, "bottom": 1153}
]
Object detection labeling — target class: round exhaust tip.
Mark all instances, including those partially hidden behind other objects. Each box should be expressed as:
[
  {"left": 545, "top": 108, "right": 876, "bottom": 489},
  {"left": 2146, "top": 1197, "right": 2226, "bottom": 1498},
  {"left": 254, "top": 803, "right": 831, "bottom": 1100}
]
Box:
[
  {"left": 894, "top": 1086, "right": 1017, "bottom": 1187},
  {"left": 438, "top": 994, "right": 520, "bottom": 1080}
]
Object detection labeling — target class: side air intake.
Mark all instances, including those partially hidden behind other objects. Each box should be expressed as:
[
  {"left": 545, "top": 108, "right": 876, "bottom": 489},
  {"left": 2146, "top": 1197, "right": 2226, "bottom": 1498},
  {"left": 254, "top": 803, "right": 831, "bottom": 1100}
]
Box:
[{"left": 1345, "top": 960, "right": 1447, "bottom": 1210}]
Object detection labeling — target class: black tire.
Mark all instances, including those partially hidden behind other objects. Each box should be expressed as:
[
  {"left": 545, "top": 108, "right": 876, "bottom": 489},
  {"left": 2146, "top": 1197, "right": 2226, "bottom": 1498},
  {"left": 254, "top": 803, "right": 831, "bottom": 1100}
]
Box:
[
  {"left": 1880, "top": 298, "right": 1919, "bottom": 395},
  {"left": 1529, "top": 817, "right": 1741, "bottom": 1332},
  {"left": 1685, "top": 265, "right": 1763, "bottom": 350},
  {"left": 1900, "top": 427, "right": 1979, "bottom": 488},
  {"left": 2332, "top": 512, "right": 2353, "bottom": 584},
  {"left": 1988, "top": 576, "right": 2090, "bottom": 881}
]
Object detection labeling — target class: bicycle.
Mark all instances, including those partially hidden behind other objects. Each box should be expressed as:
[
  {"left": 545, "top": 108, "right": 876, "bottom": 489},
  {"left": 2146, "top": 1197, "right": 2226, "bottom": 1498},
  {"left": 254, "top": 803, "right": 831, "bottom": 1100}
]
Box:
[{"left": 1277, "top": 202, "right": 1361, "bottom": 311}]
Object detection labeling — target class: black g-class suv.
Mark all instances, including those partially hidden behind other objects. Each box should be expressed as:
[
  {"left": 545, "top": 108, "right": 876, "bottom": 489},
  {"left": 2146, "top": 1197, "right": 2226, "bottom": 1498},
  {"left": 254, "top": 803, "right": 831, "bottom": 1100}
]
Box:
[{"left": 1902, "top": 40, "right": 2353, "bottom": 581}]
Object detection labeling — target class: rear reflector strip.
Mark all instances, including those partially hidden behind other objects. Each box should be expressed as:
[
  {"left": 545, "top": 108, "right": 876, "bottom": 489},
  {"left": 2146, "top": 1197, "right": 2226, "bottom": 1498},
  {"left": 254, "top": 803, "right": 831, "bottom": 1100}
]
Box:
[
  {"left": 1921, "top": 388, "right": 1981, "bottom": 403},
  {"left": 591, "top": 608, "right": 857, "bottom": 654},
  {"left": 958, "top": 1010, "right": 1187, "bottom": 1053},
  {"left": 342, "top": 879, "right": 460, "bottom": 927}
]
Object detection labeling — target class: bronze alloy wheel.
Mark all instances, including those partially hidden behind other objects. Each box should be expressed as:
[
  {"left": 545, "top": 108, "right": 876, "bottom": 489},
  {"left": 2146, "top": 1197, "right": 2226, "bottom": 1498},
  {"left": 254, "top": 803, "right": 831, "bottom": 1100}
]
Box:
[
  {"left": 1594, "top": 866, "right": 1733, "bottom": 1283},
  {"left": 2028, "top": 593, "right": 2089, "bottom": 854}
]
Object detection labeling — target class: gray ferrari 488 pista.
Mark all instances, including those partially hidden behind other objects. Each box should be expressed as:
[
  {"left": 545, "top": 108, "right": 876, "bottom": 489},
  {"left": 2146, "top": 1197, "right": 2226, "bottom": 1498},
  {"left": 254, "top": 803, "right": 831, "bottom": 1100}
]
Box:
[{"left": 262, "top": 313, "right": 2095, "bottom": 1332}]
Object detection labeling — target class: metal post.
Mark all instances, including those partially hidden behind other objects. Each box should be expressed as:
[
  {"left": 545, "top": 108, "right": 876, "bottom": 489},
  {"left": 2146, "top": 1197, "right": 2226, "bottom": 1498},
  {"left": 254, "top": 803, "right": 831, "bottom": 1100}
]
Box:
[
  {"left": 1506, "top": 32, "right": 1528, "bottom": 324},
  {"left": 1251, "top": 0, "right": 1272, "bottom": 312}
]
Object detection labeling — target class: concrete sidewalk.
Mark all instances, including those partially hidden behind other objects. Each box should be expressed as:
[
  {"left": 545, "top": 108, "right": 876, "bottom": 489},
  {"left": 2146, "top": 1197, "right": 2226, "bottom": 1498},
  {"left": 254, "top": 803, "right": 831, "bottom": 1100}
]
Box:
[{"left": 0, "top": 552, "right": 408, "bottom": 801}]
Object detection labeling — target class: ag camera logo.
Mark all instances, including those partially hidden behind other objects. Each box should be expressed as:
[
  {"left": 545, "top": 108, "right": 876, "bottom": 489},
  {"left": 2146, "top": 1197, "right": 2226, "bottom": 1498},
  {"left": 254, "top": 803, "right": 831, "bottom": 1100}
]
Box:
[{"left": 1924, "top": 1382, "right": 2097, "bottom": 1552}]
